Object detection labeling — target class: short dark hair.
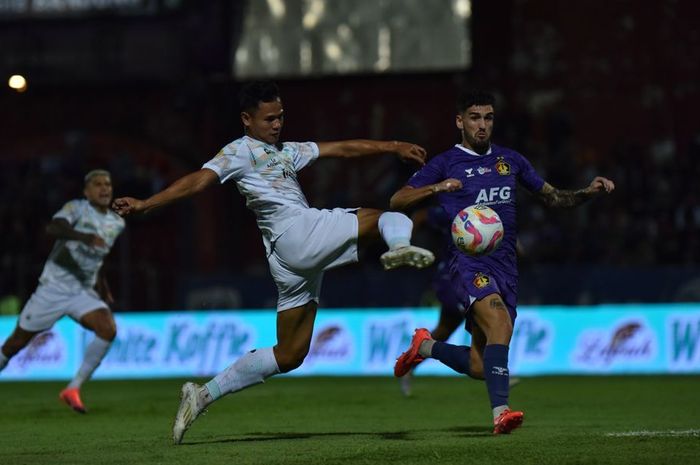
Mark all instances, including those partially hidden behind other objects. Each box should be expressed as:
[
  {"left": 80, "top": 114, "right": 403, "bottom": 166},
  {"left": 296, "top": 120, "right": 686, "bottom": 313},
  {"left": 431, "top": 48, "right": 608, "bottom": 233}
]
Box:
[
  {"left": 456, "top": 89, "right": 496, "bottom": 114},
  {"left": 238, "top": 81, "right": 280, "bottom": 113}
]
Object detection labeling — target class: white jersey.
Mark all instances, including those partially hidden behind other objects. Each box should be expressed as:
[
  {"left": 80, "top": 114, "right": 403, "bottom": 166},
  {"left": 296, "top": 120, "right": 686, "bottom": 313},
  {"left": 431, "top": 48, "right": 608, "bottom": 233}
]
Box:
[
  {"left": 39, "top": 199, "right": 125, "bottom": 292},
  {"left": 202, "top": 135, "right": 319, "bottom": 254}
]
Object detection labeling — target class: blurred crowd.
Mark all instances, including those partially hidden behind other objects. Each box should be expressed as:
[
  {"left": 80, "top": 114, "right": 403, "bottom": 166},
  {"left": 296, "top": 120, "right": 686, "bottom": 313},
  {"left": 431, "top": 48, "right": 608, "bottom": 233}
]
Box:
[
  {"left": 2, "top": 0, "right": 698, "bottom": 310},
  {"left": 1, "top": 100, "right": 698, "bottom": 311}
]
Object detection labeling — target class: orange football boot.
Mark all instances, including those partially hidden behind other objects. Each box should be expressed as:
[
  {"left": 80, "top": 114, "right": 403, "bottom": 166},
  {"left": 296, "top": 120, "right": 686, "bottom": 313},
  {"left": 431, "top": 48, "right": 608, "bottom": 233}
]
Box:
[
  {"left": 493, "top": 408, "right": 524, "bottom": 434},
  {"left": 394, "top": 328, "right": 432, "bottom": 377},
  {"left": 59, "top": 387, "right": 86, "bottom": 414}
]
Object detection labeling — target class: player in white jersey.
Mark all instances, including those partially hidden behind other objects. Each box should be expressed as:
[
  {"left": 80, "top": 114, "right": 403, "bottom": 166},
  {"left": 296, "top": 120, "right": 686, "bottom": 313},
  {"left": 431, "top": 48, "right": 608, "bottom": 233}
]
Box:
[
  {"left": 112, "top": 81, "right": 436, "bottom": 444},
  {"left": 0, "top": 170, "right": 125, "bottom": 413}
]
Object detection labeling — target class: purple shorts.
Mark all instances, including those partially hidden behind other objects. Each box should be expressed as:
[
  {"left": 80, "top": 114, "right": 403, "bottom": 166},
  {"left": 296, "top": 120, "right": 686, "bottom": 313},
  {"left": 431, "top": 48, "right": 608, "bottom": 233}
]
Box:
[{"left": 450, "top": 264, "right": 518, "bottom": 334}]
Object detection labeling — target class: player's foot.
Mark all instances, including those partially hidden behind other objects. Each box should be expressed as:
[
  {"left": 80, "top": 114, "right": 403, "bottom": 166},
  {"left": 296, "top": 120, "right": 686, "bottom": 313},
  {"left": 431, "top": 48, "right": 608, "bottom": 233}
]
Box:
[
  {"left": 493, "top": 408, "right": 524, "bottom": 435},
  {"left": 399, "top": 370, "right": 413, "bottom": 397},
  {"left": 394, "top": 328, "right": 432, "bottom": 377},
  {"left": 173, "top": 382, "right": 206, "bottom": 445},
  {"left": 59, "top": 387, "right": 86, "bottom": 414},
  {"left": 380, "top": 246, "right": 435, "bottom": 270}
]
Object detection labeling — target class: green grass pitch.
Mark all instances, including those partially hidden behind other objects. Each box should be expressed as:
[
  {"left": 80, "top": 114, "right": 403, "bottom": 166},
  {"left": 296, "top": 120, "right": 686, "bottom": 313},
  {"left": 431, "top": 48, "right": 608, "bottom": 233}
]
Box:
[{"left": 1, "top": 376, "right": 698, "bottom": 464}]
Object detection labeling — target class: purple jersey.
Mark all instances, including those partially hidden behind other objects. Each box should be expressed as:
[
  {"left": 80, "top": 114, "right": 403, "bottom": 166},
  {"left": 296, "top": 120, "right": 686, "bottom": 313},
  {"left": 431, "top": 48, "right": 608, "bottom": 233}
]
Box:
[
  {"left": 408, "top": 143, "right": 545, "bottom": 278},
  {"left": 409, "top": 143, "right": 544, "bottom": 330}
]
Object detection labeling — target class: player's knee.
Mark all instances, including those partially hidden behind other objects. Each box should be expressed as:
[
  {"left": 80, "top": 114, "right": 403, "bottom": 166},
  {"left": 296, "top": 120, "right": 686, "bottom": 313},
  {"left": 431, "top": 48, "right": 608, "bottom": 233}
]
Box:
[
  {"left": 94, "top": 322, "right": 117, "bottom": 341},
  {"left": 275, "top": 348, "right": 308, "bottom": 373}
]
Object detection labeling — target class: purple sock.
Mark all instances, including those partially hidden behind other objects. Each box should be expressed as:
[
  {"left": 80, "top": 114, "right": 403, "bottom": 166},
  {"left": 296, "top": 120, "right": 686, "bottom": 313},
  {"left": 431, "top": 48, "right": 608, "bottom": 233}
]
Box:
[
  {"left": 483, "top": 344, "right": 510, "bottom": 408},
  {"left": 431, "top": 341, "right": 471, "bottom": 375}
]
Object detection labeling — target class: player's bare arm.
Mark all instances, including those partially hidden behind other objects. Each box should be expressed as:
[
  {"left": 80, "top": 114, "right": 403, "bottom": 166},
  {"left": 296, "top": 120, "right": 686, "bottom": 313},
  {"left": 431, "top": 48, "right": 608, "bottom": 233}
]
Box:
[
  {"left": 537, "top": 176, "right": 615, "bottom": 208},
  {"left": 46, "top": 218, "right": 106, "bottom": 248},
  {"left": 390, "top": 178, "right": 462, "bottom": 211},
  {"left": 317, "top": 140, "right": 427, "bottom": 165},
  {"left": 112, "top": 168, "right": 219, "bottom": 217}
]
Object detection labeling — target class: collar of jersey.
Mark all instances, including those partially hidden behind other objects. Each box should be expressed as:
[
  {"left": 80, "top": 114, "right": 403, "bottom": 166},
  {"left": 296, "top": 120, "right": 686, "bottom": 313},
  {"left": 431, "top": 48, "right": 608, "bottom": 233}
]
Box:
[
  {"left": 454, "top": 144, "right": 492, "bottom": 157},
  {"left": 244, "top": 135, "right": 278, "bottom": 150}
]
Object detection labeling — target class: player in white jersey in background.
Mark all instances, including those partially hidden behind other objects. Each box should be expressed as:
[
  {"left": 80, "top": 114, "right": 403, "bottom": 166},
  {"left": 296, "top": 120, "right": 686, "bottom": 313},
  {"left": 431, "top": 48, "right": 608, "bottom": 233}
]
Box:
[
  {"left": 0, "top": 170, "right": 125, "bottom": 413},
  {"left": 112, "top": 81, "right": 436, "bottom": 444}
]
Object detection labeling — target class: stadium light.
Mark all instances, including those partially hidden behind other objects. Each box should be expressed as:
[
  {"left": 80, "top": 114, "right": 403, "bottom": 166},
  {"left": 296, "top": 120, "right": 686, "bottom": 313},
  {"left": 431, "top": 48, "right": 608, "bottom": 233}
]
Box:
[{"left": 8, "top": 74, "right": 27, "bottom": 93}]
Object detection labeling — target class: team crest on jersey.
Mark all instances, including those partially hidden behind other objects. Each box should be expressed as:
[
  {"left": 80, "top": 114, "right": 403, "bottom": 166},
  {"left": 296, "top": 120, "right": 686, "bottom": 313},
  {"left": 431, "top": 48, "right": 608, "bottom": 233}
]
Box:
[
  {"left": 473, "top": 272, "right": 490, "bottom": 289},
  {"left": 495, "top": 157, "right": 511, "bottom": 176}
]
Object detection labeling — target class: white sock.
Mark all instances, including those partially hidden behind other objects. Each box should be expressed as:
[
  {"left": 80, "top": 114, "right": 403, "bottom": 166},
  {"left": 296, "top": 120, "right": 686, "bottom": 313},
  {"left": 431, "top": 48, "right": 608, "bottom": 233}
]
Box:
[
  {"left": 378, "top": 212, "right": 413, "bottom": 250},
  {"left": 493, "top": 404, "right": 509, "bottom": 420},
  {"left": 68, "top": 336, "right": 111, "bottom": 389},
  {"left": 0, "top": 350, "right": 8, "bottom": 371},
  {"left": 204, "top": 347, "right": 280, "bottom": 403}
]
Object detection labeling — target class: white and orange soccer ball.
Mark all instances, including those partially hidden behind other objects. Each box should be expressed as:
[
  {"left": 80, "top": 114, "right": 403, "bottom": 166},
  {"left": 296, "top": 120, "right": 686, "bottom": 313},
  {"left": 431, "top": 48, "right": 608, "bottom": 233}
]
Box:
[{"left": 451, "top": 204, "right": 504, "bottom": 256}]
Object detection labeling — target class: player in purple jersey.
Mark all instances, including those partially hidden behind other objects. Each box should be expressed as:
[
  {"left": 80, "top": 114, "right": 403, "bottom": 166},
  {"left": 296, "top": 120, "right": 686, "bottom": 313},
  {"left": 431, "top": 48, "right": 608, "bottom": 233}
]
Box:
[
  {"left": 391, "top": 90, "right": 615, "bottom": 434},
  {"left": 398, "top": 206, "right": 521, "bottom": 397}
]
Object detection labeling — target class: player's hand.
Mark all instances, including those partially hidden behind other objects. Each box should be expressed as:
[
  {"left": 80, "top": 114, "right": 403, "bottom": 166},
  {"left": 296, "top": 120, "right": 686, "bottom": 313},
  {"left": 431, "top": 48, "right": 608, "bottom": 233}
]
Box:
[
  {"left": 112, "top": 197, "right": 146, "bottom": 217},
  {"left": 587, "top": 176, "right": 615, "bottom": 194},
  {"left": 433, "top": 178, "right": 462, "bottom": 193},
  {"left": 394, "top": 142, "right": 427, "bottom": 165}
]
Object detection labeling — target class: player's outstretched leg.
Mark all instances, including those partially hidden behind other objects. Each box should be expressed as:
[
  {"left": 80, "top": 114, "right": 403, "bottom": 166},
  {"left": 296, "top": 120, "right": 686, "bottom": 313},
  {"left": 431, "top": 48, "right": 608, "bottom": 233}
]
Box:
[
  {"left": 172, "top": 346, "right": 281, "bottom": 444},
  {"left": 376, "top": 212, "right": 434, "bottom": 270},
  {"left": 173, "top": 382, "right": 207, "bottom": 444}
]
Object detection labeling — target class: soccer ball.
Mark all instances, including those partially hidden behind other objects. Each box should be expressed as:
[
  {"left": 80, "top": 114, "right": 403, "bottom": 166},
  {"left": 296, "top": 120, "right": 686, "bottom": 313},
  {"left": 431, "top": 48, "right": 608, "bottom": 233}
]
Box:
[{"left": 451, "top": 204, "right": 504, "bottom": 256}]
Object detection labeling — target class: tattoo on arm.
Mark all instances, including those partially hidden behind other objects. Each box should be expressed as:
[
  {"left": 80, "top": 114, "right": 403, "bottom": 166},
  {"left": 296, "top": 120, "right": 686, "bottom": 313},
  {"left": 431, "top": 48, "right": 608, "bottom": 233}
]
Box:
[{"left": 538, "top": 183, "right": 591, "bottom": 208}]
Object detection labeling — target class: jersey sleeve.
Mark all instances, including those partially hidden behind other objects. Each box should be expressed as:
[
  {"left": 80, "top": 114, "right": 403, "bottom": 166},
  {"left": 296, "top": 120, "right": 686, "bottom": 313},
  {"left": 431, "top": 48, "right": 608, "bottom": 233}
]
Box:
[
  {"left": 286, "top": 141, "right": 319, "bottom": 172},
  {"left": 53, "top": 200, "right": 82, "bottom": 225},
  {"left": 202, "top": 143, "right": 245, "bottom": 184},
  {"left": 516, "top": 153, "right": 546, "bottom": 193},
  {"left": 407, "top": 156, "right": 445, "bottom": 188}
]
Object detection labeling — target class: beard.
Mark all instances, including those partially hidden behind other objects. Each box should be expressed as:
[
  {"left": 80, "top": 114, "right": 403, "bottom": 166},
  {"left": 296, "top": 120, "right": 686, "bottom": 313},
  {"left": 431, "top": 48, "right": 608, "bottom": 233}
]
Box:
[{"left": 464, "top": 131, "right": 490, "bottom": 154}]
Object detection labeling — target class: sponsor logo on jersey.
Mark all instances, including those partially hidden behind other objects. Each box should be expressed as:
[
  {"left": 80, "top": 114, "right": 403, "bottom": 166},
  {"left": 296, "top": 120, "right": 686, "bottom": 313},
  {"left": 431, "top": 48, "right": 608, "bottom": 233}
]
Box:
[
  {"left": 495, "top": 157, "right": 511, "bottom": 176},
  {"left": 473, "top": 272, "right": 490, "bottom": 289},
  {"left": 475, "top": 186, "right": 511, "bottom": 203},
  {"left": 477, "top": 166, "right": 491, "bottom": 175}
]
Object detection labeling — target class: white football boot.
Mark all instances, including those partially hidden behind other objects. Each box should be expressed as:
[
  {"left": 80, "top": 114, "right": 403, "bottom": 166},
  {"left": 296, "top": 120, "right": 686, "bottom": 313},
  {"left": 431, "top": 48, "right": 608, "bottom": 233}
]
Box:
[
  {"left": 380, "top": 246, "right": 435, "bottom": 270},
  {"left": 173, "top": 382, "right": 206, "bottom": 444}
]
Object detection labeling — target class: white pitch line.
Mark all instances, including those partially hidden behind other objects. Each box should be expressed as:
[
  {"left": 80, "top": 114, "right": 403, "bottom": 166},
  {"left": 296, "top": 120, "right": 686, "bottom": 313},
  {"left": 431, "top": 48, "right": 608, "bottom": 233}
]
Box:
[{"left": 605, "top": 429, "right": 700, "bottom": 438}]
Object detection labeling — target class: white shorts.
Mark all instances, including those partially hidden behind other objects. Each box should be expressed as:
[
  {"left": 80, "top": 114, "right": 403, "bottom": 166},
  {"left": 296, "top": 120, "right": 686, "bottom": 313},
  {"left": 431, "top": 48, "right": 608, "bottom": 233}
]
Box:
[
  {"left": 267, "top": 207, "right": 359, "bottom": 311},
  {"left": 19, "top": 282, "right": 110, "bottom": 332}
]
